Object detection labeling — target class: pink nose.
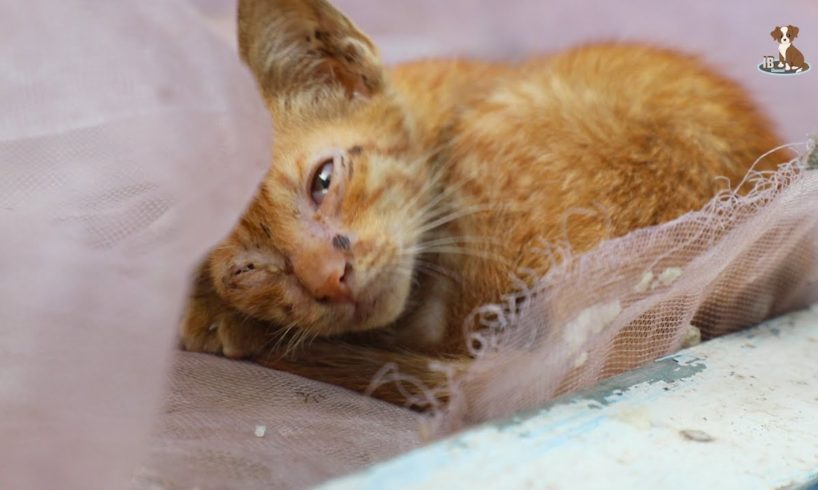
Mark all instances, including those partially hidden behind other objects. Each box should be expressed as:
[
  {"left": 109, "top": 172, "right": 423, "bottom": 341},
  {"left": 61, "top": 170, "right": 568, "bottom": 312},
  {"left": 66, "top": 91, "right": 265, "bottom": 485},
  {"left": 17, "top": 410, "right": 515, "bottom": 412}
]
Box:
[{"left": 292, "top": 251, "right": 354, "bottom": 303}]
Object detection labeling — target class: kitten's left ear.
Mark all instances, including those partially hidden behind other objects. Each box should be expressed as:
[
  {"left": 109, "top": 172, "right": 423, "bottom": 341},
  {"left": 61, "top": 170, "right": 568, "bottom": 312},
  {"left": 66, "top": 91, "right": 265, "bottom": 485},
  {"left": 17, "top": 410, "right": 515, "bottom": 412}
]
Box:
[
  {"left": 238, "top": 0, "right": 384, "bottom": 100},
  {"left": 788, "top": 25, "right": 800, "bottom": 39}
]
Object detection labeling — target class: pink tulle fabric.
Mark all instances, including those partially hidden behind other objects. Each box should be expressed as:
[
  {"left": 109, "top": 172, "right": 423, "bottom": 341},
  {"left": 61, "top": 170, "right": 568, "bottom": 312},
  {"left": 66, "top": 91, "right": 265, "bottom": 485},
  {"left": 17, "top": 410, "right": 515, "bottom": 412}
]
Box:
[
  {"left": 1, "top": 1, "right": 816, "bottom": 489},
  {"left": 0, "top": 1, "right": 271, "bottom": 488}
]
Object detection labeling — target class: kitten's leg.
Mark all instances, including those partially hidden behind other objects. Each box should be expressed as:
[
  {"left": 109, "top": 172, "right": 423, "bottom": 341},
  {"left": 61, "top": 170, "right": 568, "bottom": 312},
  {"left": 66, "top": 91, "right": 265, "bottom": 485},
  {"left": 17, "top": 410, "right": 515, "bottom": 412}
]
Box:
[{"left": 256, "top": 341, "right": 466, "bottom": 408}]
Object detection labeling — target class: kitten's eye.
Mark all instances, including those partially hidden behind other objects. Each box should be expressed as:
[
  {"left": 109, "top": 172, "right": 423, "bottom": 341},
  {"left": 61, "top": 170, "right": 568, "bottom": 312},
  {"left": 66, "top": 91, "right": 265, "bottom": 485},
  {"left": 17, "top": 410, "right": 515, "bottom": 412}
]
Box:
[{"left": 310, "top": 158, "right": 334, "bottom": 205}]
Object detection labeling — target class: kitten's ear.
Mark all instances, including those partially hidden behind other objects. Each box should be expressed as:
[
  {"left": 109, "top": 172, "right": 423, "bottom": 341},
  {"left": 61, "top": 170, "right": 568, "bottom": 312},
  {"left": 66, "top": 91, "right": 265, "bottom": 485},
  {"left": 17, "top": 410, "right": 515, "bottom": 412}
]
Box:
[
  {"left": 788, "top": 25, "right": 800, "bottom": 38},
  {"left": 238, "top": 0, "right": 384, "bottom": 100}
]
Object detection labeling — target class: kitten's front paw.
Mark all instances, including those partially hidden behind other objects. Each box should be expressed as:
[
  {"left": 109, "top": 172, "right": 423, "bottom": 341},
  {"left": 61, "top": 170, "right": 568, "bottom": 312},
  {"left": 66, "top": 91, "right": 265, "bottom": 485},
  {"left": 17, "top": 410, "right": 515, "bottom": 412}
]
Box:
[
  {"left": 179, "top": 303, "right": 262, "bottom": 360},
  {"left": 180, "top": 264, "right": 276, "bottom": 360},
  {"left": 179, "top": 304, "right": 230, "bottom": 357}
]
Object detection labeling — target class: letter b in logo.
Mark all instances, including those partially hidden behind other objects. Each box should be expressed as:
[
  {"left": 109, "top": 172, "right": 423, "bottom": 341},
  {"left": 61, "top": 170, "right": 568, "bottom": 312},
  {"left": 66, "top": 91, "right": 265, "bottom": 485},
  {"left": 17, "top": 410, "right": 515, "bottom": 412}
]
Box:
[{"left": 763, "top": 56, "right": 775, "bottom": 69}]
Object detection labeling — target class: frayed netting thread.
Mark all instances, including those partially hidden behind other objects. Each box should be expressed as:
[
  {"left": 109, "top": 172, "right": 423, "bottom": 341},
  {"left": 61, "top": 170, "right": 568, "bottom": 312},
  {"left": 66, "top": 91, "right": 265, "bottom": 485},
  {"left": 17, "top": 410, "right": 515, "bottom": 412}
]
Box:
[{"left": 365, "top": 140, "right": 818, "bottom": 435}]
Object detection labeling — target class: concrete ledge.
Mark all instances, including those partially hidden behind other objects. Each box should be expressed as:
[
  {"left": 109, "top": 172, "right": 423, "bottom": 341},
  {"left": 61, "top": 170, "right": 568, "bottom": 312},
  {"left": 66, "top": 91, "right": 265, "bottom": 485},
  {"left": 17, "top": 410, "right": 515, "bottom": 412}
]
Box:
[{"left": 320, "top": 306, "right": 818, "bottom": 490}]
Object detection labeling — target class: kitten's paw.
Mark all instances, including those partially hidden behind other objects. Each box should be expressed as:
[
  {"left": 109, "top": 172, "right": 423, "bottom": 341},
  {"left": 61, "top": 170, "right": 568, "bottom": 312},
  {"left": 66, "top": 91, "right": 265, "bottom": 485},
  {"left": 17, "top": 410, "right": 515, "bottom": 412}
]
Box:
[
  {"left": 180, "top": 264, "right": 272, "bottom": 359},
  {"left": 179, "top": 302, "right": 221, "bottom": 354},
  {"left": 179, "top": 306, "right": 259, "bottom": 360}
]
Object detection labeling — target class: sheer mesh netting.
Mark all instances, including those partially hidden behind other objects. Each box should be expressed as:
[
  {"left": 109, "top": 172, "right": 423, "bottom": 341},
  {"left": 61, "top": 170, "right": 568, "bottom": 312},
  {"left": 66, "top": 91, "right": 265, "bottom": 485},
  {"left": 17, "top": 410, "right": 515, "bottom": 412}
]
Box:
[
  {"left": 2, "top": 1, "right": 817, "bottom": 490},
  {"left": 437, "top": 151, "right": 818, "bottom": 428}
]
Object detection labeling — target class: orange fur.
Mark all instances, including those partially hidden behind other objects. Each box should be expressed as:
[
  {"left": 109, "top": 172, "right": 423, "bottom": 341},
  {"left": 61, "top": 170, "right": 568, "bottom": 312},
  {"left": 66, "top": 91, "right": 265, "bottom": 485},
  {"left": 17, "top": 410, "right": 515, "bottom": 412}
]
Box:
[{"left": 180, "top": 0, "right": 786, "bottom": 406}]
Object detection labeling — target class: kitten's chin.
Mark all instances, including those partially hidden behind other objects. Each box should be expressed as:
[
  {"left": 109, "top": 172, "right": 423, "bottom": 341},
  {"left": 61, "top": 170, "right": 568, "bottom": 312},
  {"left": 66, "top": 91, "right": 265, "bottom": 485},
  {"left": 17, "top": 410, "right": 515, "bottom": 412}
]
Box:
[{"left": 330, "top": 276, "right": 413, "bottom": 334}]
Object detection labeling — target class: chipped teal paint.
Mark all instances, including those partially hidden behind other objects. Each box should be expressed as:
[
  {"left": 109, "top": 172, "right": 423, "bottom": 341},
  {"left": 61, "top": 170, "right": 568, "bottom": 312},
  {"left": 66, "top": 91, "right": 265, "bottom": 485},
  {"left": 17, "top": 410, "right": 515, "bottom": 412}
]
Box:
[
  {"left": 569, "top": 353, "right": 706, "bottom": 407},
  {"left": 797, "top": 476, "right": 818, "bottom": 490},
  {"left": 493, "top": 353, "right": 707, "bottom": 432}
]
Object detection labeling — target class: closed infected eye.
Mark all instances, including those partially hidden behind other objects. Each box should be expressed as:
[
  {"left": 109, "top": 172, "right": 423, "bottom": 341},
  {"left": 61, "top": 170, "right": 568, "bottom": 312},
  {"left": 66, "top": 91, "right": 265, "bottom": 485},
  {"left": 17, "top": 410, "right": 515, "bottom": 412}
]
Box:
[{"left": 235, "top": 263, "right": 255, "bottom": 275}]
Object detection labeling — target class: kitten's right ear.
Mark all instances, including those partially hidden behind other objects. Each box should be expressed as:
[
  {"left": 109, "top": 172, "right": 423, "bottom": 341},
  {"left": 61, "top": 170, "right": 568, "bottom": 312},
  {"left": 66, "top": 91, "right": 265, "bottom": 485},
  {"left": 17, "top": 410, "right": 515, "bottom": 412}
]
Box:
[{"left": 238, "top": 0, "right": 384, "bottom": 100}]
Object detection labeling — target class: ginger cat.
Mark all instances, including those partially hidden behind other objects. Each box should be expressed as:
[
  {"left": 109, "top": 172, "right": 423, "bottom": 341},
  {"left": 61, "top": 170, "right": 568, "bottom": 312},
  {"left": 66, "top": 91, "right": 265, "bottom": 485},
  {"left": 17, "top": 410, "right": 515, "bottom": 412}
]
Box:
[{"left": 181, "top": 0, "right": 784, "bottom": 406}]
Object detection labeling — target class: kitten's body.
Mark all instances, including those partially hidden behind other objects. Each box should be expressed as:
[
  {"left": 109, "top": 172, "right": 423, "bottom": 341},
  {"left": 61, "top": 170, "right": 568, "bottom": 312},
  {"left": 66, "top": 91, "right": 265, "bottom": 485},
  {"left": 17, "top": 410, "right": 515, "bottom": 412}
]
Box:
[{"left": 181, "top": 0, "right": 784, "bottom": 405}]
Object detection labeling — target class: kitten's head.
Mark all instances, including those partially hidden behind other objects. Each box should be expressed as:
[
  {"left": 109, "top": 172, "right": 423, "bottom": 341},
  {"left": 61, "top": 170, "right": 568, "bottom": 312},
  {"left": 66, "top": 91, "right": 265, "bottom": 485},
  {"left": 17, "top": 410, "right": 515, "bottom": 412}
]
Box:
[{"left": 207, "top": 0, "right": 437, "bottom": 336}]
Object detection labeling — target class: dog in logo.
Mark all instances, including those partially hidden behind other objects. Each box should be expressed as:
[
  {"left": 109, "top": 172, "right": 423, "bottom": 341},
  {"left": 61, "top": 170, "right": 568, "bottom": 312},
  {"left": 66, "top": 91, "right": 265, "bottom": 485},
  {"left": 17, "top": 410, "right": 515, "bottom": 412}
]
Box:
[{"left": 771, "top": 25, "right": 806, "bottom": 72}]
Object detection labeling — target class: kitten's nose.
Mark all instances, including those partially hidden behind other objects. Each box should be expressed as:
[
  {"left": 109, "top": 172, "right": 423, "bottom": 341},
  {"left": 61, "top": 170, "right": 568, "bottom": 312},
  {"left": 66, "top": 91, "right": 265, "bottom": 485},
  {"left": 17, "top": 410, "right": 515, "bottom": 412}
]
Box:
[{"left": 292, "top": 251, "right": 354, "bottom": 303}]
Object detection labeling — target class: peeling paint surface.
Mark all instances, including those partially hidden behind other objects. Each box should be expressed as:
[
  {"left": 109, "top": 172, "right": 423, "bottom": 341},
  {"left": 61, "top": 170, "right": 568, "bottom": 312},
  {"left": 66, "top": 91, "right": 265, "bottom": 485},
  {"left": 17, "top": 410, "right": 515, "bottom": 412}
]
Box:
[{"left": 319, "top": 307, "right": 818, "bottom": 490}]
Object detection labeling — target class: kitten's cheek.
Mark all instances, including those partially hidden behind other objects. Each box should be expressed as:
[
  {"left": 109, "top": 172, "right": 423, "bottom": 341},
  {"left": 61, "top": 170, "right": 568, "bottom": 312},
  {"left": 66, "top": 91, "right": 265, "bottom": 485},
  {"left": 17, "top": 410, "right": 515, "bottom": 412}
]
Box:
[
  {"left": 218, "top": 271, "right": 289, "bottom": 317},
  {"left": 391, "top": 284, "right": 412, "bottom": 318}
]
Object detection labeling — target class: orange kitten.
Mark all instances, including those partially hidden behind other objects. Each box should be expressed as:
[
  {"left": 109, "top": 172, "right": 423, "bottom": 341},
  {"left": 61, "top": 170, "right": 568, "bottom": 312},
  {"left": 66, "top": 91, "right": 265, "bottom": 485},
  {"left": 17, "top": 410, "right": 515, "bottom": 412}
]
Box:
[{"left": 181, "top": 0, "right": 784, "bottom": 405}]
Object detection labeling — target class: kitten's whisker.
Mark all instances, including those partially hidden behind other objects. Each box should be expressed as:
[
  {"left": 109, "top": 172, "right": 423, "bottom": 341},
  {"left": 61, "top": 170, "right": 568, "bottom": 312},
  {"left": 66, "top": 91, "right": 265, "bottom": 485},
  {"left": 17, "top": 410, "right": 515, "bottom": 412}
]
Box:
[
  {"left": 414, "top": 204, "right": 508, "bottom": 236},
  {"left": 405, "top": 238, "right": 498, "bottom": 256},
  {"left": 414, "top": 235, "right": 504, "bottom": 248},
  {"left": 402, "top": 175, "right": 471, "bottom": 231},
  {"left": 282, "top": 327, "right": 305, "bottom": 358},
  {"left": 409, "top": 200, "right": 526, "bottom": 249},
  {"left": 412, "top": 178, "right": 465, "bottom": 219},
  {"left": 413, "top": 260, "right": 462, "bottom": 283},
  {"left": 412, "top": 246, "right": 512, "bottom": 267},
  {"left": 398, "top": 146, "right": 451, "bottom": 215},
  {"left": 304, "top": 329, "right": 320, "bottom": 349},
  {"left": 267, "top": 321, "right": 297, "bottom": 354},
  {"left": 294, "top": 327, "right": 312, "bottom": 354}
]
